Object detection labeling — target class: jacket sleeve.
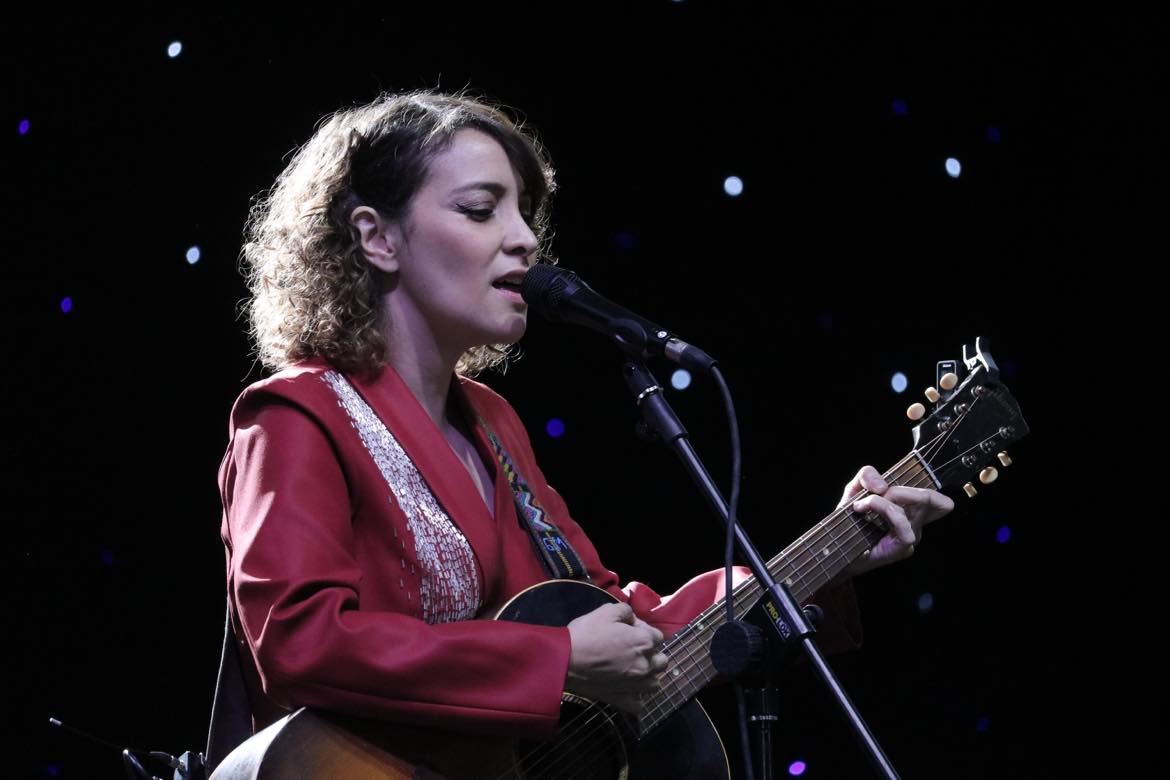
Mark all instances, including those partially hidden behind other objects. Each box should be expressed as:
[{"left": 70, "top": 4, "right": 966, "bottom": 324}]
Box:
[{"left": 220, "top": 388, "right": 572, "bottom": 738}]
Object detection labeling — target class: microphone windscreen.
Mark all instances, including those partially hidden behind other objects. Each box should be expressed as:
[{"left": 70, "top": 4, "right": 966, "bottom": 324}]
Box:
[{"left": 520, "top": 263, "right": 575, "bottom": 317}]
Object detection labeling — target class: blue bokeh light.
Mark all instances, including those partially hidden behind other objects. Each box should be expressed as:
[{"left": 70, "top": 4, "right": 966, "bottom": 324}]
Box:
[{"left": 917, "top": 592, "right": 935, "bottom": 613}]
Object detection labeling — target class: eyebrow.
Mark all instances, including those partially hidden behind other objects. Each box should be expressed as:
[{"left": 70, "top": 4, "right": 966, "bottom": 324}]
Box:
[
  {"left": 450, "top": 181, "right": 530, "bottom": 200},
  {"left": 451, "top": 182, "right": 507, "bottom": 197}
]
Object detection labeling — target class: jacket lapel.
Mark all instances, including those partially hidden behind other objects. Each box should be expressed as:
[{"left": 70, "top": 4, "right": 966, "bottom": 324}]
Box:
[{"left": 346, "top": 365, "right": 500, "bottom": 597}]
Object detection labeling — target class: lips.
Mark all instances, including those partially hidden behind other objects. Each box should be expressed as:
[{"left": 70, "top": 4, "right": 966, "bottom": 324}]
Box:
[{"left": 491, "top": 270, "right": 527, "bottom": 292}]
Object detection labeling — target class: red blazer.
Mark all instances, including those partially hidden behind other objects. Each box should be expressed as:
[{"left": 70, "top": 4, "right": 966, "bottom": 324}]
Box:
[{"left": 219, "top": 359, "right": 859, "bottom": 738}]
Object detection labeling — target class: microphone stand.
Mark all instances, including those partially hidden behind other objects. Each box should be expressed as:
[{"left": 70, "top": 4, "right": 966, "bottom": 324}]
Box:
[{"left": 622, "top": 361, "right": 899, "bottom": 779}]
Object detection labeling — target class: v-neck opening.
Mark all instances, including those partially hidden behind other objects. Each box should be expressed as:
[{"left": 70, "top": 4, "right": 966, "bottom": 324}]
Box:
[{"left": 449, "top": 379, "right": 503, "bottom": 524}]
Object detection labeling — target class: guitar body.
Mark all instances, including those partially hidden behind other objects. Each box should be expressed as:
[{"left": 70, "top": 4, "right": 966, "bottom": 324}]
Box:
[
  {"left": 495, "top": 580, "right": 731, "bottom": 780},
  {"left": 211, "top": 580, "right": 730, "bottom": 779}
]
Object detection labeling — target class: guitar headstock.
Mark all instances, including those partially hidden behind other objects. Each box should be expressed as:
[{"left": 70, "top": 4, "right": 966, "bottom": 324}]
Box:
[{"left": 906, "top": 337, "right": 1029, "bottom": 497}]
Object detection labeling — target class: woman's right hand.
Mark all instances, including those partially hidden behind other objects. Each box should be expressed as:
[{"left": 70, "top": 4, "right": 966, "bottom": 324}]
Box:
[{"left": 565, "top": 602, "right": 670, "bottom": 713}]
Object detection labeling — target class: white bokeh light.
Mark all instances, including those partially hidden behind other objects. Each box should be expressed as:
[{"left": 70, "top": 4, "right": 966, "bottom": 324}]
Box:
[{"left": 723, "top": 176, "right": 744, "bottom": 197}]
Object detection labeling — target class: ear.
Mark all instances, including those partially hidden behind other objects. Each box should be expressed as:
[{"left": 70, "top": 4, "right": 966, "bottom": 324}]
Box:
[{"left": 350, "top": 205, "right": 403, "bottom": 274}]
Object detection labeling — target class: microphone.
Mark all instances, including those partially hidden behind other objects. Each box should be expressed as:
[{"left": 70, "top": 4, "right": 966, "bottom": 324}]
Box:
[{"left": 521, "top": 264, "right": 717, "bottom": 373}]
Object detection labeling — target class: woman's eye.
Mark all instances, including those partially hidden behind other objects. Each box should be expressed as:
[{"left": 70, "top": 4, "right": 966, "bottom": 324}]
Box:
[{"left": 458, "top": 204, "right": 494, "bottom": 221}]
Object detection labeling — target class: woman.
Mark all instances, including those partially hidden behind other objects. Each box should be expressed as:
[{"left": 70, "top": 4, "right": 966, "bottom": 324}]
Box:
[{"left": 218, "top": 89, "right": 952, "bottom": 756}]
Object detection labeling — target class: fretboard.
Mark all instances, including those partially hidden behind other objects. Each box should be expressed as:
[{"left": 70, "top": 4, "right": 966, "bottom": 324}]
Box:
[{"left": 636, "top": 452, "right": 936, "bottom": 735}]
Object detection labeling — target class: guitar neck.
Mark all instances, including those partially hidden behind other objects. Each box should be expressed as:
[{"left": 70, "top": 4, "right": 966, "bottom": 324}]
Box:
[{"left": 637, "top": 452, "right": 936, "bottom": 735}]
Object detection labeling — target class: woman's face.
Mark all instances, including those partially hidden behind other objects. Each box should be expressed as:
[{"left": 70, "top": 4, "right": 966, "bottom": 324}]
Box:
[{"left": 383, "top": 128, "right": 539, "bottom": 361}]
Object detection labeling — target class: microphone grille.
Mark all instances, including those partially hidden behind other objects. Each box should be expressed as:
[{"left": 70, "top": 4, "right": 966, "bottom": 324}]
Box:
[{"left": 520, "top": 263, "right": 575, "bottom": 317}]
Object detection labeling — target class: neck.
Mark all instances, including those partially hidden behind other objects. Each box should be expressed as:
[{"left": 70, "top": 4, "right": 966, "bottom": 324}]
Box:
[
  {"left": 381, "top": 311, "right": 466, "bottom": 430},
  {"left": 386, "top": 349, "right": 458, "bottom": 431}
]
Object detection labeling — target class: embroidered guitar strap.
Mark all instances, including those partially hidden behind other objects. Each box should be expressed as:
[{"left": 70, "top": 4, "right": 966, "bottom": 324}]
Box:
[{"left": 476, "top": 415, "right": 591, "bottom": 582}]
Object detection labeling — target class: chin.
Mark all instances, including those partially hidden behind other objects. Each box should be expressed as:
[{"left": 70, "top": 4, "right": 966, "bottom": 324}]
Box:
[
  {"left": 501, "top": 310, "right": 528, "bottom": 338},
  {"left": 500, "top": 319, "right": 528, "bottom": 344}
]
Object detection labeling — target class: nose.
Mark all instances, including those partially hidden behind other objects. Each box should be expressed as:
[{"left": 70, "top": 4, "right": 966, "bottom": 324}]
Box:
[{"left": 505, "top": 210, "right": 539, "bottom": 266}]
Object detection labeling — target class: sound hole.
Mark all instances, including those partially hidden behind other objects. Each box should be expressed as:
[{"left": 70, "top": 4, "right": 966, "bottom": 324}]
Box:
[{"left": 513, "top": 696, "right": 630, "bottom": 780}]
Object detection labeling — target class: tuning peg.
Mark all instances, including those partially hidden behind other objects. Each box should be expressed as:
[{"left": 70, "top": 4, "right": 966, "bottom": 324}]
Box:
[
  {"left": 925, "top": 387, "right": 941, "bottom": 403},
  {"left": 979, "top": 467, "right": 998, "bottom": 485},
  {"left": 939, "top": 372, "right": 959, "bottom": 391},
  {"left": 963, "top": 482, "right": 978, "bottom": 498},
  {"left": 997, "top": 452, "right": 1013, "bottom": 467},
  {"left": 906, "top": 403, "right": 926, "bottom": 421}
]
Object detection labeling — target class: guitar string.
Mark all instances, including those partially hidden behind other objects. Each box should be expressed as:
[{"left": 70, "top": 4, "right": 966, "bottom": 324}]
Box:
[
  {"left": 521, "top": 388, "right": 986, "bottom": 761},
  {"left": 514, "top": 457, "right": 959, "bottom": 777},
  {"left": 638, "top": 428, "right": 978, "bottom": 729},
  {"left": 508, "top": 492, "right": 898, "bottom": 780},
  {"left": 503, "top": 464, "right": 928, "bottom": 779},
  {"left": 638, "top": 397, "right": 999, "bottom": 728},
  {"left": 505, "top": 401, "right": 1003, "bottom": 776},
  {"left": 639, "top": 394, "right": 1003, "bottom": 728},
  {"left": 638, "top": 449, "right": 932, "bottom": 726},
  {"left": 638, "top": 405, "right": 998, "bottom": 728},
  {"left": 603, "top": 458, "right": 921, "bottom": 748}
]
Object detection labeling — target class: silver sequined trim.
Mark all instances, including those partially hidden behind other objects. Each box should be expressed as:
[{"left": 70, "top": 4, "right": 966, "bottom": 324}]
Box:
[{"left": 323, "top": 371, "right": 481, "bottom": 624}]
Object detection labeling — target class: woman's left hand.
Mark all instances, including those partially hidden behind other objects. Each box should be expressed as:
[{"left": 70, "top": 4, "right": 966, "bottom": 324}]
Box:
[{"left": 837, "top": 465, "right": 955, "bottom": 578}]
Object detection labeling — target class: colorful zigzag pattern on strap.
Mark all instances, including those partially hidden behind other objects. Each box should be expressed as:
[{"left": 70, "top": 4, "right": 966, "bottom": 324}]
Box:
[{"left": 476, "top": 414, "right": 590, "bottom": 581}]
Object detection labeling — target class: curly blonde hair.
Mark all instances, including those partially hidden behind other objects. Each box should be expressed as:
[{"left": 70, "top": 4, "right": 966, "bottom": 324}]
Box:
[{"left": 241, "top": 90, "right": 557, "bottom": 376}]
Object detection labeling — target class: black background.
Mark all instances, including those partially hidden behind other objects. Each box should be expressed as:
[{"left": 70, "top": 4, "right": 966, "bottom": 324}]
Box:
[{"left": 12, "top": 3, "right": 1165, "bottom": 778}]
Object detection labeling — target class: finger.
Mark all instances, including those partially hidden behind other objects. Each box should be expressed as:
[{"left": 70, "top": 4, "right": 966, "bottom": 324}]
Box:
[
  {"left": 608, "top": 603, "right": 636, "bottom": 625},
  {"left": 839, "top": 465, "right": 887, "bottom": 507},
  {"left": 632, "top": 619, "right": 665, "bottom": 648},
  {"left": 621, "top": 656, "right": 666, "bottom": 684},
  {"left": 857, "top": 466, "right": 888, "bottom": 495},
  {"left": 647, "top": 651, "right": 670, "bottom": 675},
  {"left": 628, "top": 627, "right": 664, "bottom": 655},
  {"left": 881, "top": 486, "right": 955, "bottom": 525},
  {"left": 870, "top": 536, "right": 916, "bottom": 565},
  {"left": 853, "top": 495, "right": 915, "bottom": 545},
  {"left": 632, "top": 616, "right": 664, "bottom": 640}
]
